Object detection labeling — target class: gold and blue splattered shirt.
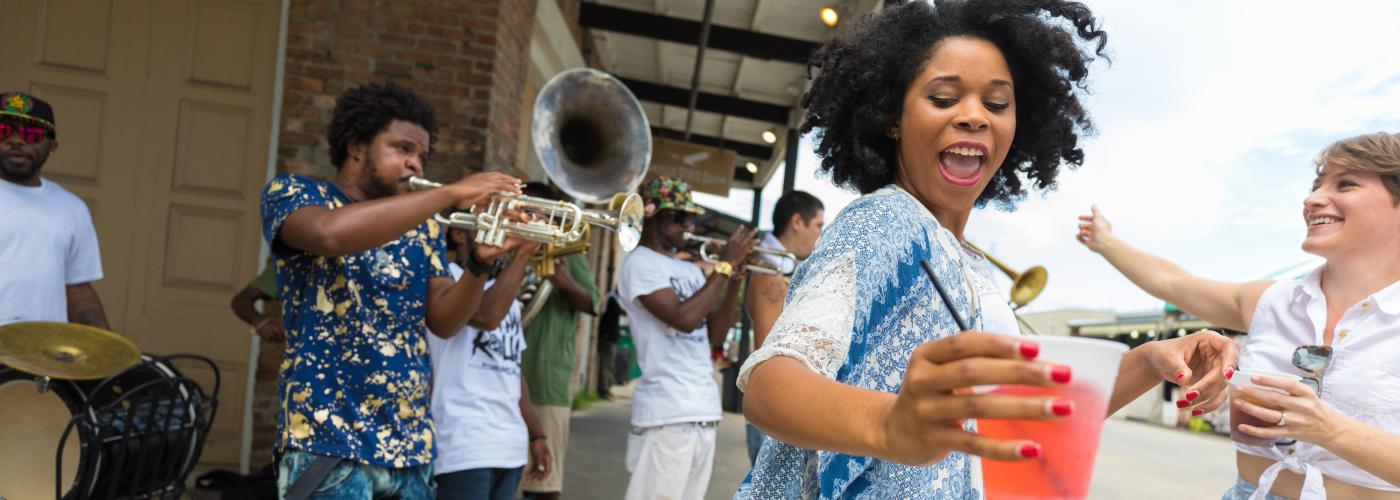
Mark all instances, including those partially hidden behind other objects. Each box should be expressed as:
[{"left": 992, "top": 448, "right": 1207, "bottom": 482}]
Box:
[{"left": 260, "top": 174, "right": 448, "bottom": 468}]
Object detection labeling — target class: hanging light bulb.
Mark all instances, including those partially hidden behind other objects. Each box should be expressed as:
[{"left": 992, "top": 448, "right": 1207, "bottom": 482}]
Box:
[
  {"left": 745, "top": 162, "right": 759, "bottom": 174},
  {"left": 820, "top": 7, "right": 839, "bottom": 27},
  {"left": 761, "top": 129, "right": 778, "bottom": 144}
]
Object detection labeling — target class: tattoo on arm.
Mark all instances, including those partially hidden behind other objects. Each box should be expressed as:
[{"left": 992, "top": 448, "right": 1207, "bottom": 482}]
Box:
[{"left": 762, "top": 277, "right": 788, "bottom": 303}]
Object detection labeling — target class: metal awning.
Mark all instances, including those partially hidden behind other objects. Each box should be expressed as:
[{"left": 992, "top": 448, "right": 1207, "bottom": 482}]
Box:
[{"left": 581, "top": 0, "right": 879, "bottom": 192}]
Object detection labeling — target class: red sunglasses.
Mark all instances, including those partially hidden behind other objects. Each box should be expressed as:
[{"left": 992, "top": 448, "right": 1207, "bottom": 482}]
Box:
[{"left": 0, "top": 122, "right": 52, "bottom": 144}]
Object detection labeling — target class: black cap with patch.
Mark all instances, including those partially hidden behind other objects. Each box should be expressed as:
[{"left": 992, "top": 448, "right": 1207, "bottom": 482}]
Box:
[{"left": 1, "top": 92, "right": 57, "bottom": 138}]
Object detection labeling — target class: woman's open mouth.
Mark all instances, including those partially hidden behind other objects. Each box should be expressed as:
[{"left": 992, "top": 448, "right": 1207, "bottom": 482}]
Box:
[{"left": 938, "top": 142, "right": 987, "bottom": 187}]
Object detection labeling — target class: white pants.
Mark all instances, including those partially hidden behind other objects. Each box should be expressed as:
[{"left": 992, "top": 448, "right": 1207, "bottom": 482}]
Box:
[{"left": 624, "top": 423, "right": 717, "bottom": 500}]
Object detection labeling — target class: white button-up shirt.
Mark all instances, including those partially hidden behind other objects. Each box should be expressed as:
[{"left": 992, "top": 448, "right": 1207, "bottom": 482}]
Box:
[{"left": 1238, "top": 267, "right": 1400, "bottom": 499}]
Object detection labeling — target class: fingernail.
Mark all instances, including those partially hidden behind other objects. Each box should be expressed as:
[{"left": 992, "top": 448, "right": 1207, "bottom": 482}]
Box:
[
  {"left": 1176, "top": 399, "right": 1189, "bottom": 409},
  {"left": 1186, "top": 391, "right": 1200, "bottom": 401},
  {"left": 1050, "top": 365, "right": 1072, "bottom": 384},
  {"left": 1050, "top": 399, "right": 1075, "bottom": 417},
  {"left": 1176, "top": 371, "right": 1186, "bottom": 382},
  {"left": 1018, "top": 341, "right": 1040, "bottom": 359},
  {"left": 1019, "top": 443, "right": 1041, "bottom": 459},
  {"left": 1225, "top": 368, "right": 1234, "bottom": 379},
  {"left": 1192, "top": 408, "right": 1205, "bottom": 416}
]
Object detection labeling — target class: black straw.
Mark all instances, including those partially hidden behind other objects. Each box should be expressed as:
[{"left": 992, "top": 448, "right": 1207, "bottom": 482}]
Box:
[{"left": 921, "top": 259, "right": 969, "bottom": 331}]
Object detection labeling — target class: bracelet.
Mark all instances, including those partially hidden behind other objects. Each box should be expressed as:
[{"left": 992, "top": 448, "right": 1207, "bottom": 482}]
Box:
[{"left": 529, "top": 434, "right": 547, "bottom": 442}]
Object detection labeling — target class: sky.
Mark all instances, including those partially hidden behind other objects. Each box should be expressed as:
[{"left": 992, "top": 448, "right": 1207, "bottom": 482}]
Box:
[{"left": 691, "top": 0, "right": 1400, "bottom": 314}]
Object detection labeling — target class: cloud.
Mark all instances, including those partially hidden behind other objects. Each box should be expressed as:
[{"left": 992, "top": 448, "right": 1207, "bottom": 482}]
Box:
[{"left": 691, "top": 0, "right": 1400, "bottom": 313}]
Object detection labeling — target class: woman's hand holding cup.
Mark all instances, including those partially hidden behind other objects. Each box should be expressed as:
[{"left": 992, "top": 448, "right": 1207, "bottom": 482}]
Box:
[{"left": 875, "top": 332, "right": 1073, "bottom": 466}]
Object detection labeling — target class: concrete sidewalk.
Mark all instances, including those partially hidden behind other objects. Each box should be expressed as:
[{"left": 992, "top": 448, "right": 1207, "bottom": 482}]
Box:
[
  {"left": 560, "top": 382, "right": 751, "bottom": 500},
  {"left": 561, "top": 383, "right": 1238, "bottom": 499}
]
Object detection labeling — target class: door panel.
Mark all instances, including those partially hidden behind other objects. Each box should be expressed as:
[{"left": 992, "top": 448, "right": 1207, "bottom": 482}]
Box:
[
  {"left": 123, "top": 0, "right": 280, "bottom": 469},
  {"left": 1, "top": 0, "right": 280, "bottom": 473}
]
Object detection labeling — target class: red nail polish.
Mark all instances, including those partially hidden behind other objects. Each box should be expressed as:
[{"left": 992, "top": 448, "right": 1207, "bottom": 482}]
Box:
[
  {"left": 1051, "top": 400, "right": 1074, "bottom": 416},
  {"left": 1186, "top": 391, "right": 1199, "bottom": 401},
  {"left": 1192, "top": 408, "right": 1205, "bottom": 416},
  {"left": 1176, "top": 371, "right": 1186, "bottom": 382},
  {"left": 1018, "top": 342, "right": 1040, "bottom": 359},
  {"left": 1050, "top": 365, "right": 1072, "bottom": 384},
  {"left": 1176, "top": 399, "right": 1189, "bottom": 409},
  {"left": 1019, "top": 443, "right": 1041, "bottom": 458},
  {"left": 1225, "top": 368, "right": 1235, "bottom": 379}
]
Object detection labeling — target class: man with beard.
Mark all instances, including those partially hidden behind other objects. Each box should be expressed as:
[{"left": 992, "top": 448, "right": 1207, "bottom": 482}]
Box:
[
  {"left": 0, "top": 91, "right": 110, "bottom": 329},
  {"left": 262, "top": 82, "right": 525, "bottom": 499}
]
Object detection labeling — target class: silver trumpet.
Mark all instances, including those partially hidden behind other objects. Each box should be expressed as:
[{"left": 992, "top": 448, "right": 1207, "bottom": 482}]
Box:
[
  {"left": 408, "top": 177, "right": 644, "bottom": 252},
  {"left": 683, "top": 232, "right": 798, "bottom": 276}
]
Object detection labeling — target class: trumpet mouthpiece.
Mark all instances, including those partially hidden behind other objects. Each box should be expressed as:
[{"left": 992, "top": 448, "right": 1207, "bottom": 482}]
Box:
[{"left": 408, "top": 177, "right": 442, "bottom": 190}]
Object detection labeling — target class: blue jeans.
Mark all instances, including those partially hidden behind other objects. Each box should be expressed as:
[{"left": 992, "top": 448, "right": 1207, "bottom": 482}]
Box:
[
  {"left": 277, "top": 450, "right": 434, "bottom": 499},
  {"left": 435, "top": 467, "right": 524, "bottom": 500},
  {"left": 745, "top": 421, "right": 765, "bottom": 465},
  {"left": 1221, "top": 476, "right": 1291, "bottom": 500}
]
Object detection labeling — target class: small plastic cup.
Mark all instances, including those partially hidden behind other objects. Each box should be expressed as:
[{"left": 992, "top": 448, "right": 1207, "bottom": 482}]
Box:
[
  {"left": 1227, "top": 368, "right": 1302, "bottom": 447},
  {"left": 978, "top": 336, "right": 1129, "bottom": 500}
]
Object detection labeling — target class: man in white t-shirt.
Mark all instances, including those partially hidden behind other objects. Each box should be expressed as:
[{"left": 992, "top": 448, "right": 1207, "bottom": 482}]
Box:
[
  {"left": 430, "top": 227, "right": 551, "bottom": 500},
  {"left": 617, "top": 176, "right": 757, "bottom": 500},
  {"left": 743, "top": 190, "right": 824, "bottom": 463},
  {"left": 0, "top": 91, "right": 109, "bottom": 329}
]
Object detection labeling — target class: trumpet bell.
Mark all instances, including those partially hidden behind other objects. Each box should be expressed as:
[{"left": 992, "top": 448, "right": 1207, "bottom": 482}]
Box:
[
  {"left": 532, "top": 68, "right": 651, "bottom": 204},
  {"left": 1010, "top": 265, "right": 1048, "bottom": 308}
]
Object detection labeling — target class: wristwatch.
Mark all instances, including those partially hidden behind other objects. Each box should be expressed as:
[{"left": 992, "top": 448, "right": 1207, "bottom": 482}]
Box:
[
  {"left": 712, "top": 261, "right": 734, "bottom": 278},
  {"left": 464, "top": 253, "right": 501, "bottom": 278}
]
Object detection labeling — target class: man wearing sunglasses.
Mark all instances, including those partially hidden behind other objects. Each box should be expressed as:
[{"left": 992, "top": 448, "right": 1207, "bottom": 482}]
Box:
[
  {"left": 617, "top": 176, "right": 757, "bottom": 500},
  {"left": 0, "top": 91, "right": 110, "bottom": 330}
]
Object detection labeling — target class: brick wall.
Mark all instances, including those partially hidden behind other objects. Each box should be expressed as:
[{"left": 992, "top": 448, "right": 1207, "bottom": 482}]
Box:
[
  {"left": 277, "top": 0, "right": 538, "bottom": 181},
  {"left": 256, "top": 0, "right": 540, "bottom": 464}
]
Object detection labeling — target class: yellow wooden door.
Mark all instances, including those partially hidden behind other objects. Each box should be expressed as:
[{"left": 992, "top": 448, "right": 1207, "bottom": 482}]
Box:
[{"left": 1, "top": 0, "right": 281, "bottom": 474}]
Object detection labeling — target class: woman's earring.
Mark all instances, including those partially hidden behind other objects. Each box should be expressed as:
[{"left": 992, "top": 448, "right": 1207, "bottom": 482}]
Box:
[{"left": 889, "top": 128, "right": 900, "bottom": 140}]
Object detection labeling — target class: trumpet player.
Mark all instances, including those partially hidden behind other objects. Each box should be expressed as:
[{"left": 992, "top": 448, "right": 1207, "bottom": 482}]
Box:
[
  {"left": 742, "top": 190, "right": 824, "bottom": 464},
  {"left": 260, "top": 82, "right": 525, "bottom": 500},
  {"left": 617, "top": 177, "right": 757, "bottom": 500}
]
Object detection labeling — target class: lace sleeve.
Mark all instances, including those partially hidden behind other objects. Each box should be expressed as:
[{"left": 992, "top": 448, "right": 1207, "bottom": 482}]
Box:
[{"left": 737, "top": 253, "right": 857, "bottom": 391}]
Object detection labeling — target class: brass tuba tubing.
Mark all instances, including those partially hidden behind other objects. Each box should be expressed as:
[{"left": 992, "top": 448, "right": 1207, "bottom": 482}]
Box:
[{"left": 682, "top": 232, "right": 797, "bottom": 276}]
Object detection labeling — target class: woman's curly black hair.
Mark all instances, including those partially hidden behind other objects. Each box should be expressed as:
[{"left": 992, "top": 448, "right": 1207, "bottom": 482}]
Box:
[
  {"left": 327, "top": 82, "right": 438, "bottom": 169},
  {"left": 801, "top": 0, "right": 1108, "bottom": 207}
]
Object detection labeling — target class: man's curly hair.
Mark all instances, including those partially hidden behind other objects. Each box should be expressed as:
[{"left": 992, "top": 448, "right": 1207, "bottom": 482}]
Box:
[
  {"left": 802, "top": 0, "right": 1108, "bottom": 207},
  {"left": 327, "top": 82, "right": 438, "bottom": 170}
]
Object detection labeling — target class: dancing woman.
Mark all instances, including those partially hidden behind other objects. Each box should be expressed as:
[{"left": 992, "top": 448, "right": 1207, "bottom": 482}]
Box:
[{"left": 737, "top": 1, "right": 1238, "bottom": 497}]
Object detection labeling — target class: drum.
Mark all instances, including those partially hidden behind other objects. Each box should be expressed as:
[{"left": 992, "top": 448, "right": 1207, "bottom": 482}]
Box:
[
  {"left": 0, "top": 355, "right": 213, "bottom": 500},
  {"left": 0, "top": 367, "right": 85, "bottom": 499}
]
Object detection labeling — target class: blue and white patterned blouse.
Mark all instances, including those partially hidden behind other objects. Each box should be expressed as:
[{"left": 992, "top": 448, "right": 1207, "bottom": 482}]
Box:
[
  {"left": 261, "top": 174, "right": 449, "bottom": 468},
  {"left": 736, "top": 185, "right": 1012, "bottom": 499}
]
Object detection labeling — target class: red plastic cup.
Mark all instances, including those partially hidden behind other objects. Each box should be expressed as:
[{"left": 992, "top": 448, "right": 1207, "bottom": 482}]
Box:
[{"left": 978, "top": 336, "right": 1128, "bottom": 500}]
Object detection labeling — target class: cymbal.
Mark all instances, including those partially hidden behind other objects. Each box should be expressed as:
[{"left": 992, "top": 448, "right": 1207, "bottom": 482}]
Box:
[{"left": 0, "top": 322, "right": 140, "bottom": 380}]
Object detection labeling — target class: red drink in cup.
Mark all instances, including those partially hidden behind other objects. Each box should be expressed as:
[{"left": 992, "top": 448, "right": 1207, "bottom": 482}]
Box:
[{"left": 977, "top": 336, "right": 1127, "bottom": 500}]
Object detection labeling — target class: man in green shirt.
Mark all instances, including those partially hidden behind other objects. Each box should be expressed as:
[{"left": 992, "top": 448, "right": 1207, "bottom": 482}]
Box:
[{"left": 519, "top": 183, "right": 599, "bottom": 499}]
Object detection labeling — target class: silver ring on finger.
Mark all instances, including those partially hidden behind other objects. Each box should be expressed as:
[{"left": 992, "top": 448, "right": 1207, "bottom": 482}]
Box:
[{"left": 1276, "top": 410, "right": 1287, "bottom": 427}]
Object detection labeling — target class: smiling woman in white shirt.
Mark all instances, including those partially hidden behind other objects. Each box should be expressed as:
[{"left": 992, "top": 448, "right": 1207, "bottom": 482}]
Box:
[{"left": 1079, "top": 132, "right": 1400, "bottom": 500}]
